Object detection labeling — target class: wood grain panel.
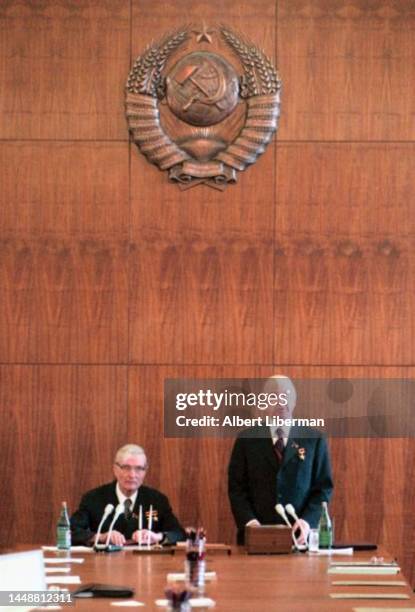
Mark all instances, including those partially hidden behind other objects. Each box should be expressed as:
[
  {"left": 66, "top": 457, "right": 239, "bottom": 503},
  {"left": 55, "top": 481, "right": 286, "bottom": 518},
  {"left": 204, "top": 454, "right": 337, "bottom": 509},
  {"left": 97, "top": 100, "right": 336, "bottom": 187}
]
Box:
[
  {"left": 274, "top": 144, "right": 415, "bottom": 364},
  {"left": 275, "top": 144, "right": 415, "bottom": 242},
  {"left": 0, "top": 238, "right": 129, "bottom": 363},
  {"left": 0, "top": 365, "right": 127, "bottom": 547},
  {"left": 0, "top": 142, "right": 129, "bottom": 363},
  {"left": 132, "top": 0, "right": 276, "bottom": 55},
  {"left": 0, "top": 1, "right": 130, "bottom": 140},
  {"left": 129, "top": 0, "right": 276, "bottom": 364},
  {"left": 0, "top": 142, "right": 129, "bottom": 239},
  {"left": 277, "top": 0, "right": 415, "bottom": 141},
  {"left": 129, "top": 231, "right": 273, "bottom": 364}
]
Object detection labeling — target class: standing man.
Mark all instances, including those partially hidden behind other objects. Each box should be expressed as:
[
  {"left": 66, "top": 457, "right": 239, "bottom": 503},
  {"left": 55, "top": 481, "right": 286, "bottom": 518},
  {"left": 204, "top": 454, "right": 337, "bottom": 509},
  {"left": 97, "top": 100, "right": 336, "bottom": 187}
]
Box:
[
  {"left": 228, "top": 376, "right": 333, "bottom": 545},
  {"left": 71, "top": 444, "right": 185, "bottom": 546}
]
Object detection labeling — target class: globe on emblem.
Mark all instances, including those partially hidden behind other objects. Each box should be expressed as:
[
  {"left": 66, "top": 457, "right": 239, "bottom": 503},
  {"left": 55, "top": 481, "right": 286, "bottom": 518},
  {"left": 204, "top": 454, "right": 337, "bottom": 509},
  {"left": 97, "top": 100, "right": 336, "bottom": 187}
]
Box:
[{"left": 166, "top": 51, "right": 239, "bottom": 127}]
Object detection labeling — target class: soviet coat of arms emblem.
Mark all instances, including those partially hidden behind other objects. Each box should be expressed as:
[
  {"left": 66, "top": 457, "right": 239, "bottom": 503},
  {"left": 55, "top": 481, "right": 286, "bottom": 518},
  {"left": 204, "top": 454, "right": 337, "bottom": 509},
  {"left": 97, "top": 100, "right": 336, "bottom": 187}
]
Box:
[{"left": 125, "top": 25, "right": 281, "bottom": 190}]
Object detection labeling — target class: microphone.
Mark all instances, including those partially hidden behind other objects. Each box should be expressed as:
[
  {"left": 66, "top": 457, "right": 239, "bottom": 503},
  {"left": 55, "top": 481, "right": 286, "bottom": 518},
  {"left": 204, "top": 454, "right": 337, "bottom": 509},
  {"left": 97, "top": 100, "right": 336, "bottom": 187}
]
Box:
[
  {"left": 275, "top": 503, "right": 305, "bottom": 551},
  {"left": 285, "top": 504, "right": 299, "bottom": 522},
  {"left": 275, "top": 504, "right": 292, "bottom": 528},
  {"left": 104, "top": 503, "right": 124, "bottom": 549},
  {"left": 93, "top": 504, "right": 114, "bottom": 550}
]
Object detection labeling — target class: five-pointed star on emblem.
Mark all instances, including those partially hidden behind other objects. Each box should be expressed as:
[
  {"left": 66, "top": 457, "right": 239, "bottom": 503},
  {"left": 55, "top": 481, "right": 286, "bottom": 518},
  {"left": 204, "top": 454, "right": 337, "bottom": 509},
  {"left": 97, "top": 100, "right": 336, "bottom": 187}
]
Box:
[{"left": 193, "top": 23, "right": 214, "bottom": 44}]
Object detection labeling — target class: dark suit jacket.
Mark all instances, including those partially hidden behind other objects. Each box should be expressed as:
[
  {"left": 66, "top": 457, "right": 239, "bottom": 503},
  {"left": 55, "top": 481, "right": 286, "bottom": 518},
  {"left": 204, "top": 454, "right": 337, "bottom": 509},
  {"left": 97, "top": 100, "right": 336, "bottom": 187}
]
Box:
[
  {"left": 228, "top": 426, "right": 333, "bottom": 543},
  {"left": 70, "top": 481, "right": 185, "bottom": 545}
]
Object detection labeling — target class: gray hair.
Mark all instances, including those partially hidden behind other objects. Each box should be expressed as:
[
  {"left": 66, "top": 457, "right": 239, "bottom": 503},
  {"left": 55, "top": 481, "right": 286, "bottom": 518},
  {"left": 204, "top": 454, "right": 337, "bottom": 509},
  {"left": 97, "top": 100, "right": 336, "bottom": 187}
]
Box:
[
  {"left": 263, "top": 375, "right": 297, "bottom": 411},
  {"left": 114, "top": 444, "right": 147, "bottom": 465}
]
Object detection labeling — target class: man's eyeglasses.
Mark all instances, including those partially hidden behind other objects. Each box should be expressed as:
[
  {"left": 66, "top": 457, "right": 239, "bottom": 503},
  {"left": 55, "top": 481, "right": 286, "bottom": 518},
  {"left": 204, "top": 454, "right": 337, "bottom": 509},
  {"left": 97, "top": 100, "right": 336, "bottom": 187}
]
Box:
[{"left": 115, "top": 463, "right": 147, "bottom": 473}]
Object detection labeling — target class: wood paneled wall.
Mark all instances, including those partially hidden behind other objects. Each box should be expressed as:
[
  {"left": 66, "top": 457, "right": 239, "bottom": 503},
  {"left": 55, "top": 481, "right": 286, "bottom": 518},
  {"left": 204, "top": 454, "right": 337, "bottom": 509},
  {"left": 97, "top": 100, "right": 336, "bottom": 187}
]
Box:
[{"left": 0, "top": 0, "right": 414, "bottom": 585}]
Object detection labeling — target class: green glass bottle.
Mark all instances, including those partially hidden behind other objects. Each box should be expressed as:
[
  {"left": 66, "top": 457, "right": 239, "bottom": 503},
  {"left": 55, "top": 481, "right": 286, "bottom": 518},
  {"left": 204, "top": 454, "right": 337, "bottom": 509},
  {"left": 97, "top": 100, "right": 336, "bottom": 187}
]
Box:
[
  {"left": 318, "top": 501, "right": 332, "bottom": 549},
  {"left": 56, "top": 501, "right": 71, "bottom": 550}
]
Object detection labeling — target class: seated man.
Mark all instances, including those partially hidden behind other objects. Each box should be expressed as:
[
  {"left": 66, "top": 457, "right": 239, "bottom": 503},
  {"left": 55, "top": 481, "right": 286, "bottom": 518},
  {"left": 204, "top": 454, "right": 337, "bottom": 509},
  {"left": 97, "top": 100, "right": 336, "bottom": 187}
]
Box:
[
  {"left": 228, "top": 375, "right": 334, "bottom": 545},
  {"left": 71, "top": 444, "right": 185, "bottom": 546}
]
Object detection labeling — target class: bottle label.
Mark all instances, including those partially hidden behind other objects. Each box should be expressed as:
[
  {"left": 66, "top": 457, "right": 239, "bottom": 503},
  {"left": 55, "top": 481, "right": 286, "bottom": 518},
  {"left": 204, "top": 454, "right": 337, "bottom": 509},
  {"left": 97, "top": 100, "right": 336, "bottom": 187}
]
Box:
[
  {"left": 57, "top": 527, "right": 71, "bottom": 550},
  {"left": 319, "top": 528, "right": 332, "bottom": 548}
]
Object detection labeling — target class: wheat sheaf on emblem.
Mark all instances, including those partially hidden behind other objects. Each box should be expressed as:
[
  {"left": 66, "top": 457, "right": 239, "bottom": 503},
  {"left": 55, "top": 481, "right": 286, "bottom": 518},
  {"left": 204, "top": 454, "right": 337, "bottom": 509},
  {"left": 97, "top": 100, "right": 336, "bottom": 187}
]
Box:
[
  {"left": 125, "top": 25, "right": 282, "bottom": 189},
  {"left": 125, "top": 27, "right": 191, "bottom": 171},
  {"left": 216, "top": 26, "right": 281, "bottom": 173}
]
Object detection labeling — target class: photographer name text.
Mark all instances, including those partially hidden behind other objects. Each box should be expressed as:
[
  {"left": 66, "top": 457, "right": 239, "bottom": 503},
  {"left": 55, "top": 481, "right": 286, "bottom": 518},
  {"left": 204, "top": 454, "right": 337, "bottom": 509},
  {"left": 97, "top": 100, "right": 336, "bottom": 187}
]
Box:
[{"left": 175, "top": 415, "right": 325, "bottom": 428}]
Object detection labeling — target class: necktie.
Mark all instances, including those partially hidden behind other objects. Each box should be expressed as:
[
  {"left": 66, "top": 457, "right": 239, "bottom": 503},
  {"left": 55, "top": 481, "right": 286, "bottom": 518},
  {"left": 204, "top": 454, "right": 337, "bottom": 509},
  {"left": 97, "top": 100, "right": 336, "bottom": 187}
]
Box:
[
  {"left": 124, "top": 498, "right": 132, "bottom": 520},
  {"left": 273, "top": 428, "right": 285, "bottom": 463}
]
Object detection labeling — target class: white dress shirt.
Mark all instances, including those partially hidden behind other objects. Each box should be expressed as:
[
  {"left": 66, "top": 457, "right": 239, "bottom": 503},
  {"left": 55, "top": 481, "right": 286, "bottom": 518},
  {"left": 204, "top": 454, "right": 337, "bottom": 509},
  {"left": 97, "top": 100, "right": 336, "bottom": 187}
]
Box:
[
  {"left": 116, "top": 483, "right": 138, "bottom": 510},
  {"left": 270, "top": 426, "right": 291, "bottom": 447}
]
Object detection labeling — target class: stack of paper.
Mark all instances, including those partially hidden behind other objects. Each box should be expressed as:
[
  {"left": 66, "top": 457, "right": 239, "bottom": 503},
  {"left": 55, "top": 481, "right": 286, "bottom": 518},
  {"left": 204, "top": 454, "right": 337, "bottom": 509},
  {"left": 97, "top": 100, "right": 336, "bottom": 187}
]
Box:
[
  {"left": 155, "top": 598, "right": 215, "bottom": 608},
  {"left": 331, "top": 593, "right": 409, "bottom": 600},
  {"left": 313, "top": 547, "right": 353, "bottom": 555},
  {"left": 353, "top": 608, "right": 415, "bottom": 612},
  {"left": 328, "top": 566, "right": 400, "bottom": 575},
  {"left": 45, "top": 576, "right": 81, "bottom": 585},
  {"left": 42, "top": 546, "right": 93, "bottom": 553},
  {"left": 43, "top": 557, "right": 85, "bottom": 564}
]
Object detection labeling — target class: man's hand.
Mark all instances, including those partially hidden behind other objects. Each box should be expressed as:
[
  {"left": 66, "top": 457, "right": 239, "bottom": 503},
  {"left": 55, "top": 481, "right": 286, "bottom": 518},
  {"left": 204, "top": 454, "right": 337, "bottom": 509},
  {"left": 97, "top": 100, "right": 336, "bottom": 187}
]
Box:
[
  {"left": 98, "top": 530, "right": 126, "bottom": 546},
  {"left": 245, "top": 519, "right": 261, "bottom": 527},
  {"left": 132, "top": 529, "right": 163, "bottom": 545},
  {"left": 292, "top": 519, "right": 310, "bottom": 546}
]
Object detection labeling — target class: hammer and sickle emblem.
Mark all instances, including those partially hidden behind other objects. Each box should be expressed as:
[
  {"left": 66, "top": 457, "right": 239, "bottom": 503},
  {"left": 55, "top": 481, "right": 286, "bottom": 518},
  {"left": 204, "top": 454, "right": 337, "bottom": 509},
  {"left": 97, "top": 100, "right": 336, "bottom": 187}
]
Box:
[
  {"left": 126, "top": 26, "right": 281, "bottom": 189},
  {"left": 174, "top": 60, "right": 227, "bottom": 111}
]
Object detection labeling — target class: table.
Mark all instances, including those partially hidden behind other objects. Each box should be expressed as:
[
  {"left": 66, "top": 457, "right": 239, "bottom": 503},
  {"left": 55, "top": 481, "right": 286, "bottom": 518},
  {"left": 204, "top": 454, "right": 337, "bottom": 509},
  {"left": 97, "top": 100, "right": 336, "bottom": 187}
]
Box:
[{"left": 40, "top": 547, "right": 415, "bottom": 611}]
